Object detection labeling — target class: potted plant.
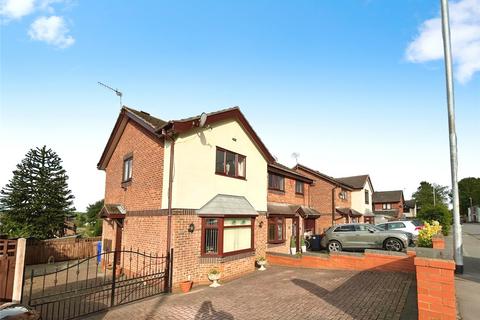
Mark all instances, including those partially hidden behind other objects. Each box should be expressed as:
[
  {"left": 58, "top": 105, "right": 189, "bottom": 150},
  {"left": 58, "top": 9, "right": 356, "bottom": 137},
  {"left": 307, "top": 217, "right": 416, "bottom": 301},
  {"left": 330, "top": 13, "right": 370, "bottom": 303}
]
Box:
[
  {"left": 290, "top": 236, "right": 297, "bottom": 255},
  {"left": 256, "top": 257, "right": 267, "bottom": 271},
  {"left": 300, "top": 235, "right": 307, "bottom": 253},
  {"left": 179, "top": 275, "right": 193, "bottom": 293},
  {"left": 208, "top": 269, "right": 221, "bottom": 287}
]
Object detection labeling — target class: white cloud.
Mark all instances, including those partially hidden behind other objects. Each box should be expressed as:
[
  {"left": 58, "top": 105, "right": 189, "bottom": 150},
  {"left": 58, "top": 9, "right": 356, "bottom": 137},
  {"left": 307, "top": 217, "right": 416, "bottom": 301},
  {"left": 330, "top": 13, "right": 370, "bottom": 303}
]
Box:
[
  {"left": 28, "top": 15, "right": 74, "bottom": 48},
  {"left": 406, "top": 0, "right": 480, "bottom": 83},
  {"left": 0, "top": 0, "right": 35, "bottom": 20}
]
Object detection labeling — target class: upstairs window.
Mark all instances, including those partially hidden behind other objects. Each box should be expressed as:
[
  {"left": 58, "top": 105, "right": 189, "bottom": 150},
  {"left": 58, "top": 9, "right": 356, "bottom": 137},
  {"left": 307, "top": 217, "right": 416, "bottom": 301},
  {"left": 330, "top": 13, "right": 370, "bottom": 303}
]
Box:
[
  {"left": 295, "top": 180, "right": 304, "bottom": 195},
  {"left": 365, "top": 190, "right": 369, "bottom": 204},
  {"left": 382, "top": 203, "right": 392, "bottom": 210},
  {"left": 268, "top": 173, "right": 285, "bottom": 191},
  {"left": 215, "top": 147, "right": 246, "bottom": 179},
  {"left": 123, "top": 155, "right": 133, "bottom": 182},
  {"left": 339, "top": 190, "right": 348, "bottom": 200}
]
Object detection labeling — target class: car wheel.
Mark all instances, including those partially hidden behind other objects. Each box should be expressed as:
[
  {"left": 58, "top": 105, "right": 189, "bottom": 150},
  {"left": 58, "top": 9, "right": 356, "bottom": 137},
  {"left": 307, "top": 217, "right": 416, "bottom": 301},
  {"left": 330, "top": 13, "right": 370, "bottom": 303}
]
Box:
[
  {"left": 328, "top": 241, "right": 342, "bottom": 252},
  {"left": 384, "top": 238, "right": 403, "bottom": 251}
]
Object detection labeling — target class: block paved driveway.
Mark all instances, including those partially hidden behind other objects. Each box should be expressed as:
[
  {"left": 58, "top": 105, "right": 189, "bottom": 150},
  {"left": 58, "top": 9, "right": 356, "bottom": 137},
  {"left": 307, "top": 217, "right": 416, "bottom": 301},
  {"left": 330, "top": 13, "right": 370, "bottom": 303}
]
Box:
[{"left": 86, "top": 266, "right": 413, "bottom": 320}]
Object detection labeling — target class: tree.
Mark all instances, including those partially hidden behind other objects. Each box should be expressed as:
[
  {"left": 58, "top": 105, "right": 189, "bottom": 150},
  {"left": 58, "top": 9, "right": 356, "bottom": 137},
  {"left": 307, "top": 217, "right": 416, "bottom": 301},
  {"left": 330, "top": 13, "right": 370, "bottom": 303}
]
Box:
[
  {"left": 412, "top": 181, "right": 450, "bottom": 210},
  {"left": 84, "top": 199, "right": 104, "bottom": 237},
  {"left": 458, "top": 177, "right": 480, "bottom": 216},
  {"left": 0, "top": 146, "right": 75, "bottom": 239},
  {"left": 417, "top": 204, "right": 452, "bottom": 236}
]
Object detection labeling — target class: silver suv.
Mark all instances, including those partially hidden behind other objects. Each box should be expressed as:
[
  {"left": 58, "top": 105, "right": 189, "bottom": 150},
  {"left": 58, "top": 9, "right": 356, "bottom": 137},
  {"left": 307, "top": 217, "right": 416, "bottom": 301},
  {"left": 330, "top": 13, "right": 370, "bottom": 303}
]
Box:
[{"left": 321, "top": 223, "right": 409, "bottom": 252}]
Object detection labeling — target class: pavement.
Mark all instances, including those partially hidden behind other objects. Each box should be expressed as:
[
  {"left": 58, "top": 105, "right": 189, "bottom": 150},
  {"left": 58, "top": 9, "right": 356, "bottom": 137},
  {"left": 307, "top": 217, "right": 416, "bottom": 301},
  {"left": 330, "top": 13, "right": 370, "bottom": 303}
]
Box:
[
  {"left": 85, "top": 266, "right": 414, "bottom": 320},
  {"left": 446, "top": 223, "right": 480, "bottom": 320}
]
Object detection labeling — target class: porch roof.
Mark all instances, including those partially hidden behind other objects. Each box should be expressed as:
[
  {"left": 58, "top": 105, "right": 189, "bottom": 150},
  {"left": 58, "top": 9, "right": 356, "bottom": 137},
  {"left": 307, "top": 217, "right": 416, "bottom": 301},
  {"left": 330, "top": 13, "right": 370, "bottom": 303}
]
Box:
[
  {"left": 267, "top": 202, "right": 321, "bottom": 218},
  {"left": 99, "top": 204, "right": 126, "bottom": 219},
  {"left": 336, "top": 207, "right": 364, "bottom": 217},
  {"left": 197, "top": 194, "right": 258, "bottom": 216}
]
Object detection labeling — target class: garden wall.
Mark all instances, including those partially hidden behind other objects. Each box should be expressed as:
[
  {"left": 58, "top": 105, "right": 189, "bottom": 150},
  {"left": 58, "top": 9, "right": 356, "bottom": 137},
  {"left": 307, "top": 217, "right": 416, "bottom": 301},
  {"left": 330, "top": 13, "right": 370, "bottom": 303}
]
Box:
[{"left": 266, "top": 249, "right": 417, "bottom": 273}]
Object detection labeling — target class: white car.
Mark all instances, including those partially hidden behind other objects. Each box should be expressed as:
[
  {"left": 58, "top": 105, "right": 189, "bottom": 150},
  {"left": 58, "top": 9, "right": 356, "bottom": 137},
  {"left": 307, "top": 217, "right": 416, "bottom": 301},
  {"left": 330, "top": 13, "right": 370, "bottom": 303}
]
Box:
[{"left": 376, "top": 220, "right": 423, "bottom": 237}]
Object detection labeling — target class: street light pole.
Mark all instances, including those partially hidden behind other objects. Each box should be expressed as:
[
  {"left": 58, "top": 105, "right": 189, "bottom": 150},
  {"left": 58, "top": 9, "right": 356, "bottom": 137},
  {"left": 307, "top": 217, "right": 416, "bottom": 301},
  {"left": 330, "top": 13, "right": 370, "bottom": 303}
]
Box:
[{"left": 440, "top": 0, "right": 463, "bottom": 274}]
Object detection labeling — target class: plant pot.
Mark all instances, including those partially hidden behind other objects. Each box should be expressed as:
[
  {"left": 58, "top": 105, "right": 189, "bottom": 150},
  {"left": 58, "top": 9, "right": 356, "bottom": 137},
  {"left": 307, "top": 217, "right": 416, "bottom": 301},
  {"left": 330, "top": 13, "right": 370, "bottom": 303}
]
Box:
[
  {"left": 179, "top": 280, "right": 193, "bottom": 293},
  {"left": 301, "top": 245, "right": 307, "bottom": 253},
  {"left": 257, "top": 260, "right": 267, "bottom": 271},
  {"left": 208, "top": 273, "right": 221, "bottom": 288},
  {"left": 290, "top": 247, "right": 297, "bottom": 255}
]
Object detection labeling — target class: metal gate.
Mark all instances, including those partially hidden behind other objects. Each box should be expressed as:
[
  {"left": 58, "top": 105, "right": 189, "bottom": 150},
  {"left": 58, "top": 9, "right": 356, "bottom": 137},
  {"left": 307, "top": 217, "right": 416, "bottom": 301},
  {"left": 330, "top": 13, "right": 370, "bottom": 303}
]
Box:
[{"left": 23, "top": 249, "right": 173, "bottom": 320}]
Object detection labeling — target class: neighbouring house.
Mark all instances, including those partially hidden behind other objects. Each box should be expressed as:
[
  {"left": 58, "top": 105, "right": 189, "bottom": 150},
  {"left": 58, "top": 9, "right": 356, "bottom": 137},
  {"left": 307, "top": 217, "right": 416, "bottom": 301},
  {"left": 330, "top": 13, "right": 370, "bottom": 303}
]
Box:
[
  {"left": 372, "top": 190, "right": 405, "bottom": 223},
  {"left": 98, "top": 106, "right": 275, "bottom": 288},
  {"left": 467, "top": 205, "right": 480, "bottom": 223},
  {"left": 335, "top": 174, "right": 375, "bottom": 224},
  {"left": 293, "top": 164, "right": 358, "bottom": 231},
  {"left": 266, "top": 163, "right": 321, "bottom": 253},
  {"left": 403, "top": 199, "right": 417, "bottom": 219}
]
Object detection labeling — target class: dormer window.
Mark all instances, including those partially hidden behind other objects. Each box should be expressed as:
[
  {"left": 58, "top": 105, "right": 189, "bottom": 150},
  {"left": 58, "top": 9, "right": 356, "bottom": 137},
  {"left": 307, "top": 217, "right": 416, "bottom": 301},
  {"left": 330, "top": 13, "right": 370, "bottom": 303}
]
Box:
[{"left": 215, "top": 147, "right": 246, "bottom": 179}]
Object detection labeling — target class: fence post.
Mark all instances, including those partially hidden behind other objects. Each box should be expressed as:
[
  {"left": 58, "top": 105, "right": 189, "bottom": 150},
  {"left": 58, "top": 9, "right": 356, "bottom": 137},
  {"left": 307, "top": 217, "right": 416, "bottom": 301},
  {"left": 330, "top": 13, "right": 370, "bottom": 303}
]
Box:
[
  {"left": 168, "top": 248, "right": 173, "bottom": 293},
  {"left": 110, "top": 251, "right": 117, "bottom": 307},
  {"left": 12, "top": 238, "right": 26, "bottom": 302}
]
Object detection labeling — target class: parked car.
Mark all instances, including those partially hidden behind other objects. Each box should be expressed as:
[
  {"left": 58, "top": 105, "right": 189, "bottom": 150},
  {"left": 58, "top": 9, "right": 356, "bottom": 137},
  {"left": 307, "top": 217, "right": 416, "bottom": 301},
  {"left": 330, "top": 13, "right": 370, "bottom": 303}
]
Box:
[
  {"left": 376, "top": 220, "right": 423, "bottom": 237},
  {"left": 320, "top": 223, "right": 409, "bottom": 252}
]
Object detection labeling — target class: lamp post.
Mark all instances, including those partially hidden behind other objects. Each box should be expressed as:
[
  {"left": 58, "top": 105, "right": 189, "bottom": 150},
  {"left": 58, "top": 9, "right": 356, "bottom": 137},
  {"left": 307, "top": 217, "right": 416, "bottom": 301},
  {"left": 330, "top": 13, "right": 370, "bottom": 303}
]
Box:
[{"left": 440, "top": 0, "right": 463, "bottom": 274}]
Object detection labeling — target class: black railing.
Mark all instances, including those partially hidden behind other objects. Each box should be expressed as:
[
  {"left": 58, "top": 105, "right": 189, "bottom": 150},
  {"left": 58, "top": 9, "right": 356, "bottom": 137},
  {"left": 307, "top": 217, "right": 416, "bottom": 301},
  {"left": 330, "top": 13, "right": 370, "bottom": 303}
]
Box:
[{"left": 22, "top": 248, "right": 171, "bottom": 320}]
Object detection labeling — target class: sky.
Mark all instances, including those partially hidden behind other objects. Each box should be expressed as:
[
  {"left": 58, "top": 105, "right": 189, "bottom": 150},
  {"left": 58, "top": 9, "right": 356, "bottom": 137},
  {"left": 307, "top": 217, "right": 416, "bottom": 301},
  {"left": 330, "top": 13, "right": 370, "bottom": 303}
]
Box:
[{"left": 1, "top": 0, "right": 479, "bottom": 211}]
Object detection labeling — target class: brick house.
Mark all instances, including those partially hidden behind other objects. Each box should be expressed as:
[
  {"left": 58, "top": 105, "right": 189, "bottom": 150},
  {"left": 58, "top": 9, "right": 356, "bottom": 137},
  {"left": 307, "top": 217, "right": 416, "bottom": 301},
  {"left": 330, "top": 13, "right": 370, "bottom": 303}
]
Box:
[
  {"left": 98, "top": 106, "right": 275, "bottom": 288},
  {"left": 292, "top": 164, "right": 357, "bottom": 231},
  {"left": 335, "top": 174, "right": 375, "bottom": 224},
  {"left": 372, "top": 190, "right": 405, "bottom": 222},
  {"left": 266, "top": 163, "right": 321, "bottom": 254}
]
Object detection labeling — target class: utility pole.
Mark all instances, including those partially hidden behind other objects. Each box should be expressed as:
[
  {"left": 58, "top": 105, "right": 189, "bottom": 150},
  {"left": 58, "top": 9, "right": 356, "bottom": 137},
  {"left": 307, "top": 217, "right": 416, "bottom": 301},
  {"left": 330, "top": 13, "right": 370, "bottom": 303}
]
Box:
[{"left": 440, "top": 0, "right": 463, "bottom": 274}]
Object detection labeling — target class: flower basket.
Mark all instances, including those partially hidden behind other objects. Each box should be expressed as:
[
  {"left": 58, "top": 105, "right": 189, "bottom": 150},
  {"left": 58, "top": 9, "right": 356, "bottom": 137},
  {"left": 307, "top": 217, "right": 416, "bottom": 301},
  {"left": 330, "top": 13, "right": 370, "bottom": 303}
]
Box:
[
  {"left": 257, "top": 258, "right": 267, "bottom": 271},
  {"left": 208, "top": 270, "right": 221, "bottom": 287}
]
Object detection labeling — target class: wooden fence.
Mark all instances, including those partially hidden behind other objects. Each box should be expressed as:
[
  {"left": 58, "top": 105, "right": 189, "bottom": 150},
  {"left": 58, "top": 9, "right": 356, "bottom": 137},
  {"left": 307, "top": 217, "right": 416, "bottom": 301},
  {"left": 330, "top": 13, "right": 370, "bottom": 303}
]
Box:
[
  {"left": 25, "top": 236, "right": 101, "bottom": 266},
  {"left": 0, "top": 239, "right": 17, "bottom": 301}
]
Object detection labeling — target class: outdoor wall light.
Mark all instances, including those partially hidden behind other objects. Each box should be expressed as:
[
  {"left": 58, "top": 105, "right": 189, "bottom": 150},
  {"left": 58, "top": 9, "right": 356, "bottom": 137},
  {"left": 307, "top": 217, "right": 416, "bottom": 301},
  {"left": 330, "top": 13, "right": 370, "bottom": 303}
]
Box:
[
  {"left": 188, "top": 223, "right": 195, "bottom": 233},
  {"left": 259, "top": 221, "right": 264, "bottom": 228}
]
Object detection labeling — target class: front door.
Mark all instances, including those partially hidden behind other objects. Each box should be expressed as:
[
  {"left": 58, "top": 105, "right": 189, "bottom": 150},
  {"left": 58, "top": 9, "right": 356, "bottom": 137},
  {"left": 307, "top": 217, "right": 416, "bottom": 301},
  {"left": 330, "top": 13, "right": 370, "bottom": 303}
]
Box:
[{"left": 293, "top": 217, "right": 300, "bottom": 251}]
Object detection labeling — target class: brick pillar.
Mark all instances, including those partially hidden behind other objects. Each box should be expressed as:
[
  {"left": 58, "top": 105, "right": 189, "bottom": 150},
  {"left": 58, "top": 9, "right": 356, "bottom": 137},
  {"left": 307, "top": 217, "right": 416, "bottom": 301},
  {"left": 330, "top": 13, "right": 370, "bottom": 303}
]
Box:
[{"left": 414, "top": 257, "right": 456, "bottom": 320}]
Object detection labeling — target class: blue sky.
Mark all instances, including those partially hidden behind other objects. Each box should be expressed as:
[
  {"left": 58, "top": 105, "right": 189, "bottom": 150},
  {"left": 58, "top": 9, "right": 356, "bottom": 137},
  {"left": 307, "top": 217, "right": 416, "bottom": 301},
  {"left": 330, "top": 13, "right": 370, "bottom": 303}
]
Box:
[{"left": 1, "top": 0, "right": 479, "bottom": 211}]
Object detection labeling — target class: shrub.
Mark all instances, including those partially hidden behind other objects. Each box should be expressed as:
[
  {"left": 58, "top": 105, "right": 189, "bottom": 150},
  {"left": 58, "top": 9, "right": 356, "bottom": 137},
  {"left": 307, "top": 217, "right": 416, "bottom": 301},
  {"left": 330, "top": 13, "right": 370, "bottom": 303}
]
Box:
[
  {"left": 417, "top": 204, "right": 452, "bottom": 236},
  {"left": 417, "top": 221, "right": 442, "bottom": 247}
]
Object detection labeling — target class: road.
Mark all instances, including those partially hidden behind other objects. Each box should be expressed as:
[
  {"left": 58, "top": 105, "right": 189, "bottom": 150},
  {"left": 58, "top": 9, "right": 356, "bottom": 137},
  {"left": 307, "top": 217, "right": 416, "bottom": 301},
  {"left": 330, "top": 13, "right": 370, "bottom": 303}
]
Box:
[{"left": 447, "top": 223, "right": 480, "bottom": 320}]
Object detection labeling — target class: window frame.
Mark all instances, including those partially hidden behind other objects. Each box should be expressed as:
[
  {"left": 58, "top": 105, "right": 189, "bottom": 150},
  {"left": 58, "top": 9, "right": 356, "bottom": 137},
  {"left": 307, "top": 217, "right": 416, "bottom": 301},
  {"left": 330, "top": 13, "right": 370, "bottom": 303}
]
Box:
[
  {"left": 267, "top": 216, "right": 285, "bottom": 244},
  {"left": 382, "top": 203, "right": 392, "bottom": 210},
  {"left": 268, "top": 173, "right": 285, "bottom": 192},
  {"left": 333, "top": 225, "right": 356, "bottom": 232},
  {"left": 215, "top": 147, "right": 247, "bottom": 180},
  {"left": 200, "top": 216, "right": 255, "bottom": 257},
  {"left": 339, "top": 190, "right": 348, "bottom": 200},
  {"left": 364, "top": 189, "right": 369, "bottom": 204},
  {"left": 295, "top": 180, "right": 304, "bottom": 195},
  {"left": 122, "top": 154, "right": 133, "bottom": 184}
]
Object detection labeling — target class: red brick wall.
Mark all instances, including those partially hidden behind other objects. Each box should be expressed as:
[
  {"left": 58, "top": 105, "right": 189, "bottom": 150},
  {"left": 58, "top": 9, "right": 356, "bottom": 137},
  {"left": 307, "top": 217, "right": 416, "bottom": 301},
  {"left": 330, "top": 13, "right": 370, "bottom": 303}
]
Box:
[
  {"left": 122, "top": 214, "right": 168, "bottom": 255},
  {"left": 104, "top": 120, "right": 164, "bottom": 211},
  {"left": 267, "top": 176, "right": 309, "bottom": 206},
  {"left": 294, "top": 168, "right": 351, "bottom": 213},
  {"left": 267, "top": 250, "right": 416, "bottom": 273},
  {"left": 415, "top": 257, "right": 456, "bottom": 320},
  {"left": 171, "top": 212, "right": 268, "bottom": 288}
]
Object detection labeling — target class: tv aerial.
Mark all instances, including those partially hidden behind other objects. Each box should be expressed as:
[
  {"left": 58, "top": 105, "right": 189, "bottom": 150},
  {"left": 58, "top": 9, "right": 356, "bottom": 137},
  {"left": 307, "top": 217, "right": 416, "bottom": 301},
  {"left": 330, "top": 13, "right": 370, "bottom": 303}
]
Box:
[{"left": 98, "top": 81, "right": 123, "bottom": 108}]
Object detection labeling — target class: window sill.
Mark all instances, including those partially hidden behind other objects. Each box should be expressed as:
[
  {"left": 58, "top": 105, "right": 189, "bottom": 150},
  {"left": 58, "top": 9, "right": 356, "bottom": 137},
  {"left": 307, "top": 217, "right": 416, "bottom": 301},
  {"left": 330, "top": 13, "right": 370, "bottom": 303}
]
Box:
[
  {"left": 268, "top": 240, "right": 286, "bottom": 245},
  {"left": 268, "top": 188, "right": 285, "bottom": 193},
  {"left": 215, "top": 172, "right": 246, "bottom": 180},
  {"left": 295, "top": 192, "right": 304, "bottom": 196},
  {"left": 199, "top": 250, "right": 255, "bottom": 264}
]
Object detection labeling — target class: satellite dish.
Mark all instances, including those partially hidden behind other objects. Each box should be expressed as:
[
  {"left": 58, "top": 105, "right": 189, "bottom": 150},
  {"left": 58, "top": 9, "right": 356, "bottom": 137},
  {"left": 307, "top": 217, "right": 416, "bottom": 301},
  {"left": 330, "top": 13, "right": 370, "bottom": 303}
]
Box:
[{"left": 199, "top": 112, "right": 208, "bottom": 127}]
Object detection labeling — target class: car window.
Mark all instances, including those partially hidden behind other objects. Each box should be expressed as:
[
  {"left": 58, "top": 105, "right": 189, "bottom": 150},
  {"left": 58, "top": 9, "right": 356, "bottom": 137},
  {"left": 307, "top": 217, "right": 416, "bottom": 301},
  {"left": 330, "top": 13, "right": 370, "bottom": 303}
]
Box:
[
  {"left": 377, "top": 224, "right": 386, "bottom": 230},
  {"left": 389, "top": 222, "right": 406, "bottom": 229},
  {"left": 354, "top": 224, "right": 370, "bottom": 231},
  {"left": 411, "top": 220, "right": 423, "bottom": 227},
  {"left": 334, "top": 225, "right": 355, "bottom": 232}
]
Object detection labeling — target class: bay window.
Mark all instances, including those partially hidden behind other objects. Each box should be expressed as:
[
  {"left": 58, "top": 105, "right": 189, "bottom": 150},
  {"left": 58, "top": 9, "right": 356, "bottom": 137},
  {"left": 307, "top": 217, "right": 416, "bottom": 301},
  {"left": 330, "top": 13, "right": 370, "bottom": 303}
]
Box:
[
  {"left": 268, "top": 217, "right": 285, "bottom": 243},
  {"left": 215, "top": 147, "right": 246, "bottom": 179},
  {"left": 201, "top": 217, "right": 254, "bottom": 257}
]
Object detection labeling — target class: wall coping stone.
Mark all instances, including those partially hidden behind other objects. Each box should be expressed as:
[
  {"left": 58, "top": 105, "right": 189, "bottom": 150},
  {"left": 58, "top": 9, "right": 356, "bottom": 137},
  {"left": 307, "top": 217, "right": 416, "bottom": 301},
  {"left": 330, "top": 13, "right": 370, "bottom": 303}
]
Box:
[{"left": 413, "top": 247, "right": 452, "bottom": 260}]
